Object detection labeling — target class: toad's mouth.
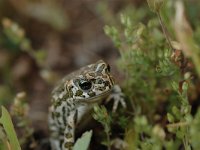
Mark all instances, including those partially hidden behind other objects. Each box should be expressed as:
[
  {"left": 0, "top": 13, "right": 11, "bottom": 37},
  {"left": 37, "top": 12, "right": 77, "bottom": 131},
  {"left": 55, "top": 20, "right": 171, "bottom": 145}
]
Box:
[{"left": 77, "top": 88, "right": 112, "bottom": 104}]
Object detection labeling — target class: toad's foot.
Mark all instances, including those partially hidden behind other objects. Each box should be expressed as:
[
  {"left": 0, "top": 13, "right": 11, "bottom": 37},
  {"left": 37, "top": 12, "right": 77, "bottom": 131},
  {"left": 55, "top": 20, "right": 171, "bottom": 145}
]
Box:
[{"left": 106, "top": 85, "right": 126, "bottom": 113}]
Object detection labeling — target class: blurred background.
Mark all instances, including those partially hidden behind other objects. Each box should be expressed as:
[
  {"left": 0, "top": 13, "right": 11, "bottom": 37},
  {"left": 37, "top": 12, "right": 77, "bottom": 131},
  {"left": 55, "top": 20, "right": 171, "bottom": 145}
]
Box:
[
  {"left": 0, "top": 0, "right": 144, "bottom": 149},
  {"left": 1, "top": 0, "right": 200, "bottom": 150}
]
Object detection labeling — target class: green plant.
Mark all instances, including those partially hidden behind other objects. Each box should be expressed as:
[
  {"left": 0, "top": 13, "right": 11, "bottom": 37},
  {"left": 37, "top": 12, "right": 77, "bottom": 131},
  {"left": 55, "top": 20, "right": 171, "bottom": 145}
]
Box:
[
  {"left": 1, "top": 0, "right": 200, "bottom": 150},
  {"left": 167, "top": 81, "right": 192, "bottom": 150},
  {"left": 1, "top": 18, "right": 46, "bottom": 67},
  {"left": 93, "top": 105, "right": 112, "bottom": 150},
  {"left": 103, "top": 0, "right": 200, "bottom": 150},
  {"left": 74, "top": 130, "right": 93, "bottom": 150},
  {"left": 10, "top": 92, "right": 35, "bottom": 148},
  {"left": 0, "top": 106, "right": 21, "bottom": 150}
]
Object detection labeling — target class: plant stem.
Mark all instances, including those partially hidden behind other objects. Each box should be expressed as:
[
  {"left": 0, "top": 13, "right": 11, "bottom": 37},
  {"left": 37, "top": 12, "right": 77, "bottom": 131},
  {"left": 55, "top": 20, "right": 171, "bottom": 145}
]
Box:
[
  {"left": 184, "top": 127, "right": 191, "bottom": 150},
  {"left": 157, "top": 12, "right": 174, "bottom": 51},
  {"left": 166, "top": 122, "right": 189, "bottom": 128},
  {"left": 106, "top": 129, "right": 111, "bottom": 150}
]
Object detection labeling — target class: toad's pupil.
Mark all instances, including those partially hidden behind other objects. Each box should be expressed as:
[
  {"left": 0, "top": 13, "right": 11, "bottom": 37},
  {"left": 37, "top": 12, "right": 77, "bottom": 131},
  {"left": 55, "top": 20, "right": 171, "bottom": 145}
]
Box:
[{"left": 79, "top": 80, "right": 92, "bottom": 90}]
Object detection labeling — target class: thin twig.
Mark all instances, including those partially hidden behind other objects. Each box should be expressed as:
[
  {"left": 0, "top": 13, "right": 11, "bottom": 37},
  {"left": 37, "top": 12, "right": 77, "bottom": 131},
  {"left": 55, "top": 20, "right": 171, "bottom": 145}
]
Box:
[
  {"left": 157, "top": 12, "right": 174, "bottom": 52},
  {"left": 166, "top": 122, "right": 189, "bottom": 128},
  {"left": 106, "top": 129, "right": 111, "bottom": 150}
]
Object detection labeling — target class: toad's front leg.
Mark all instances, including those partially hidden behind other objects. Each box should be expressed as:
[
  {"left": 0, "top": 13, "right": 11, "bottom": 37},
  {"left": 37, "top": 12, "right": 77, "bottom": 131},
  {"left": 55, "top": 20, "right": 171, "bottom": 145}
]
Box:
[
  {"left": 106, "top": 85, "right": 127, "bottom": 112},
  {"left": 62, "top": 109, "right": 77, "bottom": 150}
]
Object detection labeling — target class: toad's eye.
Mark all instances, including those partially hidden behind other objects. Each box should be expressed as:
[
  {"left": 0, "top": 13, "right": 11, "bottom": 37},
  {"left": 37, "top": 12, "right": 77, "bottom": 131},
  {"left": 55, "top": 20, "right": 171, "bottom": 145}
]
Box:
[{"left": 79, "top": 80, "right": 92, "bottom": 91}]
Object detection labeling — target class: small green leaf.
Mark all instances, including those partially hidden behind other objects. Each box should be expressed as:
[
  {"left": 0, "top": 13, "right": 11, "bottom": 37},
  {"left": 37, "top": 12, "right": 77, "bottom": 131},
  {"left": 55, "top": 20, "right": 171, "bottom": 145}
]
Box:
[
  {"left": 74, "top": 130, "right": 93, "bottom": 150},
  {"left": 176, "top": 130, "right": 184, "bottom": 139},
  {"left": 172, "top": 106, "right": 181, "bottom": 119},
  {"left": 167, "top": 113, "right": 174, "bottom": 123},
  {"left": 0, "top": 106, "right": 21, "bottom": 150},
  {"left": 120, "top": 14, "right": 132, "bottom": 27},
  {"left": 182, "top": 82, "right": 188, "bottom": 92}
]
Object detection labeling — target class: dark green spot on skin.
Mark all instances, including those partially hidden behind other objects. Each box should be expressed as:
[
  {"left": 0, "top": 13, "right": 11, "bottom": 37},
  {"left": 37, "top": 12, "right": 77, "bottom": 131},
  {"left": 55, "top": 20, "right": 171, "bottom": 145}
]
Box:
[
  {"left": 88, "top": 91, "right": 96, "bottom": 97},
  {"left": 62, "top": 107, "right": 65, "bottom": 114},
  {"left": 65, "top": 133, "right": 73, "bottom": 139},
  {"left": 98, "top": 87, "right": 106, "bottom": 91},
  {"left": 97, "top": 78, "right": 103, "bottom": 84},
  {"left": 54, "top": 100, "right": 62, "bottom": 108},
  {"left": 57, "top": 120, "right": 62, "bottom": 125},
  {"left": 67, "top": 124, "right": 73, "bottom": 129},
  {"left": 104, "top": 81, "right": 110, "bottom": 86},
  {"left": 63, "top": 117, "right": 67, "bottom": 126},
  {"left": 55, "top": 112, "right": 60, "bottom": 118},
  {"left": 75, "top": 90, "right": 83, "bottom": 96},
  {"left": 59, "top": 139, "right": 64, "bottom": 149},
  {"left": 59, "top": 128, "right": 65, "bottom": 135},
  {"left": 62, "top": 93, "right": 69, "bottom": 100},
  {"left": 62, "top": 107, "right": 67, "bottom": 126},
  {"left": 69, "top": 89, "right": 73, "bottom": 97},
  {"left": 80, "top": 95, "right": 85, "bottom": 98},
  {"left": 64, "top": 142, "right": 73, "bottom": 148},
  {"left": 74, "top": 110, "right": 78, "bottom": 124}
]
